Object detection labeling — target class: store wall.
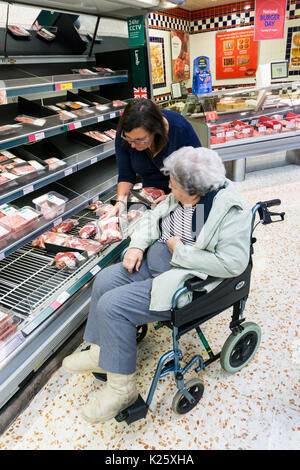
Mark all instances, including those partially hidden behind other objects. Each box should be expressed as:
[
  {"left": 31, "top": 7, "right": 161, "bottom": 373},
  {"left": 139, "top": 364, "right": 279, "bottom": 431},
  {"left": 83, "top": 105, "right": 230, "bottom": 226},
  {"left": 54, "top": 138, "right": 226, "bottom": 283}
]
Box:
[{"left": 150, "top": 0, "right": 300, "bottom": 100}]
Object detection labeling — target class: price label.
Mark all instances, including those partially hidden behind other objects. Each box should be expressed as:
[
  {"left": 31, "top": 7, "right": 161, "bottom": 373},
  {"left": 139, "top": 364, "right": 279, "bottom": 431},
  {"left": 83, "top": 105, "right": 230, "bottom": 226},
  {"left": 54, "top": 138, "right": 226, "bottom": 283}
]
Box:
[
  {"left": 226, "top": 130, "right": 234, "bottom": 137},
  {"left": 55, "top": 82, "right": 73, "bottom": 91},
  {"left": 97, "top": 115, "right": 104, "bottom": 122},
  {"left": 68, "top": 121, "right": 82, "bottom": 131},
  {"left": 273, "top": 124, "right": 281, "bottom": 130},
  {"left": 216, "top": 132, "right": 225, "bottom": 138},
  {"left": 205, "top": 111, "right": 218, "bottom": 122},
  {"left": 29, "top": 132, "right": 45, "bottom": 142},
  {"left": 110, "top": 112, "right": 117, "bottom": 119},
  {"left": 258, "top": 126, "right": 266, "bottom": 133},
  {"left": 64, "top": 168, "right": 73, "bottom": 176},
  {"left": 90, "top": 265, "right": 101, "bottom": 276},
  {"left": 90, "top": 157, "right": 98, "bottom": 165},
  {"left": 57, "top": 291, "right": 70, "bottom": 304},
  {"left": 23, "top": 184, "right": 34, "bottom": 195},
  {"left": 242, "top": 128, "right": 251, "bottom": 134}
]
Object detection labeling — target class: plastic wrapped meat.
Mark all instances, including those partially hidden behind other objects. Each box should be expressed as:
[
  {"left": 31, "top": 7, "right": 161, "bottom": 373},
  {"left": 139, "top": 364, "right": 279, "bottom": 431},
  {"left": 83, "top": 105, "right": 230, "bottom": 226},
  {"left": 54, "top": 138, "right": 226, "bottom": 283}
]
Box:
[
  {"left": 64, "top": 236, "right": 103, "bottom": 255},
  {"left": 84, "top": 131, "right": 111, "bottom": 142},
  {"left": 79, "top": 221, "right": 97, "bottom": 239},
  {"left": 52, "top": 219, "right": 78, "bottom": 233},
  {"left": 0, "top": 324, "right": 17, "bottom": 342},
  {"left": 95, "top": 203, "right": 114, "bottom": 217},
  {"left": 99, "top": 217, "right": 122, "bottom": 245},
  {"left": 104, "top": 129, "right": 117, "bottom": 139},
  {"left": 140, "top": 187, "right": 165, "bottom": 203},
  {"left": 44, "top": 158, "right": 66, "bottom": 170},
  {"left": 112, "top": 100, "right": 127, "bottom": 107},
  {"left": 87, "top": 201, "right": 103, "bottom": 211},
  {"left": 11, "top": 165, "right": 36, "bottom": 176},
  {"left": 52, "top": 252, "right": 85, "bottom": 269},
  {"left": 32, "top": 231, "right": 68, "bottom": 249}
]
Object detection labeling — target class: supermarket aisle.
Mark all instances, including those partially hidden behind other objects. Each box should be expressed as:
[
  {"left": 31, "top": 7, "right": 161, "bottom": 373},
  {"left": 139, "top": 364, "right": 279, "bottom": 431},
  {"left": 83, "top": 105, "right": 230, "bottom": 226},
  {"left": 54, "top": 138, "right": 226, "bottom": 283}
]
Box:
[{"left": 0, "top": 164, "right": 299, "bottom": 450}]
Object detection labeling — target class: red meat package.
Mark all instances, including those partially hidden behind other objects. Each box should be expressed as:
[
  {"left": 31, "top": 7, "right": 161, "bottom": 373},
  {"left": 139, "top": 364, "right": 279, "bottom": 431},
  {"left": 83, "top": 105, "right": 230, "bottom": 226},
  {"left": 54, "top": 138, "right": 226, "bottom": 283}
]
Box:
[
  {"left": 64, "top": 236, "right": 104, "bottom": 255},
  {"left": 87, "top": 201, "right": 103, "bottom": 211},
  {"left": 0, "top": 309, "right": 17, "bottom": 342},
  {"left": 95, "top": 203, "right": 114, "bottom": 217},
  {"left": 32, "top": 231, "right": 68, "bottom": 249},
  {"left": 98, "top": 217, "right": 122, "bottom": 245},
  {"left": 52, "top": 251, "right": 85, "bottom": 269},
  {"left": 52, "top": 219, "right": 78, "bottom": 233},
  {"left": 140, "top": 187, "right": 165, "bottom": 203},
  {"left": 79, "top": 221, "right": 98, "bottom": 239}
]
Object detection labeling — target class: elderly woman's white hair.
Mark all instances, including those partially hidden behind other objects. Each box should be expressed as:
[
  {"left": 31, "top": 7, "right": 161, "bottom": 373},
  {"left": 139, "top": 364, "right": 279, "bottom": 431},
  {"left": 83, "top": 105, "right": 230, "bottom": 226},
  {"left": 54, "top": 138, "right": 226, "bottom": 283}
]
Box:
[{"left": 161, "top": 146, "right": 226, "bottom": 196}]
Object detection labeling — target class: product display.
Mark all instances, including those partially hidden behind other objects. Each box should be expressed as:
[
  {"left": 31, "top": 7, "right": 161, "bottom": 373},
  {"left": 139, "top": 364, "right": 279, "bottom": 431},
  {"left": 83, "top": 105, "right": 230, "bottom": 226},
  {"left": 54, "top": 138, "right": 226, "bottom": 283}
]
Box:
[
  {"left": 98, "top": 216, "right": 122, "bottom": 245},
  {"left": 33, "top": 192, "right": 68, "bottom": 219},
  {"left": 52, "top": 251, "right": 86, "bottom": 269},
  {"left": 52, "top": 219, "right": 78, "bottom": 233}
]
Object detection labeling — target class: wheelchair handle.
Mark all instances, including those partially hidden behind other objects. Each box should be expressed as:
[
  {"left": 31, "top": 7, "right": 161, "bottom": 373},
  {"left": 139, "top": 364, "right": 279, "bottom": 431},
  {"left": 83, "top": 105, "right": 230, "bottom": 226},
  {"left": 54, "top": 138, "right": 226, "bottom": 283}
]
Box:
[{"left": 258, "top": 199, "right": 281, "bottom": 208}]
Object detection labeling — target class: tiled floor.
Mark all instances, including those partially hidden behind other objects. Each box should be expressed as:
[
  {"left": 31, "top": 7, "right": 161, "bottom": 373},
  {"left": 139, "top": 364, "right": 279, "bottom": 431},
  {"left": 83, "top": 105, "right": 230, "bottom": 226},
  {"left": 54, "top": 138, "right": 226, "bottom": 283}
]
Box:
[{"left": 0, "top": 163, "right": 299, "bottom": 450}]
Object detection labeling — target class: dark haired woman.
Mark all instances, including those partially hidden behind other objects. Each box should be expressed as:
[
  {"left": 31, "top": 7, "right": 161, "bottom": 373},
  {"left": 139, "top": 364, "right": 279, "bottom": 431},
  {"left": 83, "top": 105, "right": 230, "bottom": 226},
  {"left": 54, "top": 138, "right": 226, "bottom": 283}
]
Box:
[{"left": 102, "top": 98, "right": 201, "bottom": 218}]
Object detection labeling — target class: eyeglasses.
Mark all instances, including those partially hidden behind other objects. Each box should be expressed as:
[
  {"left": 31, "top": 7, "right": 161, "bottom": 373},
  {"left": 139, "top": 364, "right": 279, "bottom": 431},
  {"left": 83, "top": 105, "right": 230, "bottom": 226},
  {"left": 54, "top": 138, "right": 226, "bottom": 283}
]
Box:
[{"left": 121, "top": 131, "right": 150, "bottom": 145}]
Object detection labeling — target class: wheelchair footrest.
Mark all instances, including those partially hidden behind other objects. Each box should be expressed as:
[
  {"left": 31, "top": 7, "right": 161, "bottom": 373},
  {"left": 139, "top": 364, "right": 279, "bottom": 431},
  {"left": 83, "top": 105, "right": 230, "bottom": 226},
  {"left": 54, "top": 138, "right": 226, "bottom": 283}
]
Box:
[
  {"left": 115, "top": 394, "right": 148, "bottom": 425},
  {"left": 92, "top": 372, "right": 107, "bottom": 382}
]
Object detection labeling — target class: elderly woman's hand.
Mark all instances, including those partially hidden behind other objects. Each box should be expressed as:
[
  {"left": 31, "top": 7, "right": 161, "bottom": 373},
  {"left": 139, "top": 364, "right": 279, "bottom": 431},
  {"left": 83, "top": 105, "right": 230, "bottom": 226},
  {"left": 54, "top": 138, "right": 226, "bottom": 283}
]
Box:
[
  {"left": 152, "top": 194, "right": 168, "bottom": 206},
  {"left": 123, "top": 248, "right": 144, "bottom": 273},
  {"left": 166, "top": 236, "right": 181, "bottom": 254}
]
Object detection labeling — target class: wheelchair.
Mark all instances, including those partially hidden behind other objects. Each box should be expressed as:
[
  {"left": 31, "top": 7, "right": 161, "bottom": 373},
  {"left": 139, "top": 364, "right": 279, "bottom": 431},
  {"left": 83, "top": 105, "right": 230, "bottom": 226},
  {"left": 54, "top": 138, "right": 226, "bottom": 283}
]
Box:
[{"left": 96, "top": 199, "right": 285, "bottom": 424}]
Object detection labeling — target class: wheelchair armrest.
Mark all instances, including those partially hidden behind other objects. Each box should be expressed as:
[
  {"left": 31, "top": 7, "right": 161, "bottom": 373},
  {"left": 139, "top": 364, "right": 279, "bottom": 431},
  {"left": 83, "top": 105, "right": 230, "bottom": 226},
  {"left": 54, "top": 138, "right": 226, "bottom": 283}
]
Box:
[
  {"left": 184, "top": 276, "right": 216, "bottom": 291},
  {"left": 120, "top": 247, "right": 129, "bottom": 261}
]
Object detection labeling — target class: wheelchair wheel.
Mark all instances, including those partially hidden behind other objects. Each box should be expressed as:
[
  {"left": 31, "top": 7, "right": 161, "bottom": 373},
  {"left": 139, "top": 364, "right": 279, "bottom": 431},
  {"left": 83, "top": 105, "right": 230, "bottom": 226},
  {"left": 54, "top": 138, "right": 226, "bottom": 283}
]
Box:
[
  {"left": 136, "top": 324, "right": 148, "bottom": 344},
  {"left": 220, "top": 321, "right": 261, "bottom": 373},
  {"left": 172, "top": 378, "right": 204, "bottom": 415}
]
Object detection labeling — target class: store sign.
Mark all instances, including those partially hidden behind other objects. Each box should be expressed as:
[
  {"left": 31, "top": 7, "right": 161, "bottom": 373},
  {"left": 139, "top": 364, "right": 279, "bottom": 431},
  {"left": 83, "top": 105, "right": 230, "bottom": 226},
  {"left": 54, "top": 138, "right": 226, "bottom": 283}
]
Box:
[
  {"left": 130, "top": 48, "right": 148, "bottom": 98},
  {"left": 127, "top": 16, "right": 145, "bottom": 47},
  {"left": 254, "top": 0, "right": 287, "bottom": 40},
  {"left": 216, "top": 29, "right": 258, "bottom": 80}
]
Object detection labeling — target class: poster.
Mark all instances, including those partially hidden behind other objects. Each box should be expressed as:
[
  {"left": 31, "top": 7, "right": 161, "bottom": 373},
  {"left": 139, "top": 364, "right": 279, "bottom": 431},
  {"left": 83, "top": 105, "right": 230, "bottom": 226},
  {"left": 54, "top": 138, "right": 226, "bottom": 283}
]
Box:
[
  {"left": 150, "top": 37, "right": 166, "bottom": 89},
  {"left": 171, "top": 31, "right": 190, "bottom": 82},
  {"left": 288, "top": 29, "right": 300, "bottom": 71},
  {"left": 254, "top": 0, "right": 287, "bottom": 40},
  {"left": 216, "top": 29, "right": 258, "bottom": 80},
  {"left": 127, "top": 15, "right": 145, "bottom": 47}
]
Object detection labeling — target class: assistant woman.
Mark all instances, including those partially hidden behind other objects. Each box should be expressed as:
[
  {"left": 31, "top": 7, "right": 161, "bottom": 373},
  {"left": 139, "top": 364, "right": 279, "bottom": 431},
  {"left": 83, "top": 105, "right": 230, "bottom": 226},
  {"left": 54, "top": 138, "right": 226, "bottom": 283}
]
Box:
[{"left": 103, "top": 98, "right": 201, "bottom": 217}]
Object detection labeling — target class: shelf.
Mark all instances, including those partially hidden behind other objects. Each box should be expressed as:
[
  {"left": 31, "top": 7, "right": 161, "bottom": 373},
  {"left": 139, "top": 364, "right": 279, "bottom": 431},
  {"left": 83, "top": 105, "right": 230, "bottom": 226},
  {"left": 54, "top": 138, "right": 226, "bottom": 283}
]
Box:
[
  {"left": 0, "top": 106, "right": 125, "bottom": 152},
  {"left": 3, "top": 71, "right": 128, "bottom": 98}
]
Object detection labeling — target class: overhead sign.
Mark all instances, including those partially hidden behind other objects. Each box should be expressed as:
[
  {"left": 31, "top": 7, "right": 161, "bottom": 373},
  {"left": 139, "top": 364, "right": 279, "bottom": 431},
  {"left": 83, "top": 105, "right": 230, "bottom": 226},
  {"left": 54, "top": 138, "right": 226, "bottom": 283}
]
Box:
[
  {"left": 254, "top": 0, "right": 287, "bottom": 40},
  {"left": 127, "top": 15, "right": 145, "bottom": 47}
]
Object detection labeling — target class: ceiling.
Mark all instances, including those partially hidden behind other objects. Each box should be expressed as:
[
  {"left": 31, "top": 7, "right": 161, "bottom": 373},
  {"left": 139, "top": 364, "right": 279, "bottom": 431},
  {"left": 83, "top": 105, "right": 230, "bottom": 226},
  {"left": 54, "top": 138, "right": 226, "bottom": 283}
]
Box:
[{"left": 180, "top": 0, "right": 240, "bottom": 10}]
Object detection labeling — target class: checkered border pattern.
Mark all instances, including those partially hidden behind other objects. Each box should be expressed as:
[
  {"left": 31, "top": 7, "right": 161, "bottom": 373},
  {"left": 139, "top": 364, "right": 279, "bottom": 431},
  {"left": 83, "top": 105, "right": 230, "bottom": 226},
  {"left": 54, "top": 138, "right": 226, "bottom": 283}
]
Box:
[
  {"left": 190, "top": 10, "right": 255, "bottom": 33},
  {"left": 288, "top": 1, "right": 300, "bottom": 18},
  {"left": 148, "top": 12, "right": 189, "bottom": 32}
]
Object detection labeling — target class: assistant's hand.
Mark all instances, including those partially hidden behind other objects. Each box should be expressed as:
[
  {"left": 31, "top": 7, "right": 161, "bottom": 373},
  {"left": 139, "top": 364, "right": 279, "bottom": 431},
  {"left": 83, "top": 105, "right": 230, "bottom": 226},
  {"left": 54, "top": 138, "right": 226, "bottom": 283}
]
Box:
[
  {"left": 151, "top": 194, "right": 168, "bottom": 206},
  {"left": 100, "top": 201, "right": 126, "bottom": 220},
  {"left": 166, "top": 236, "right": 181, "bottom": 254},
  {"left": 123, "top": 248, "right": 144, "bottom": 273}
]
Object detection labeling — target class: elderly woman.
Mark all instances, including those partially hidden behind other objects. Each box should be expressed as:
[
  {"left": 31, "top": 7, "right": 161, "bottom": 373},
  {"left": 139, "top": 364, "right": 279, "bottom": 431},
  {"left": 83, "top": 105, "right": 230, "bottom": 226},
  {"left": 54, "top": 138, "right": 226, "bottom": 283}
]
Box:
[{"left": 62, "top": 146, "right": 252, "bottom": 423}]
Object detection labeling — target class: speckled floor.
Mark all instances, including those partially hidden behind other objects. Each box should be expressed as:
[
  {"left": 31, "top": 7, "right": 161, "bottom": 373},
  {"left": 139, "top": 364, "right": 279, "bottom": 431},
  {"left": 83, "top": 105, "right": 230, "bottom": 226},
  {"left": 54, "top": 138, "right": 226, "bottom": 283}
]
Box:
[{"left": 0, "top": 163, "right": 299, "bottom": 450}]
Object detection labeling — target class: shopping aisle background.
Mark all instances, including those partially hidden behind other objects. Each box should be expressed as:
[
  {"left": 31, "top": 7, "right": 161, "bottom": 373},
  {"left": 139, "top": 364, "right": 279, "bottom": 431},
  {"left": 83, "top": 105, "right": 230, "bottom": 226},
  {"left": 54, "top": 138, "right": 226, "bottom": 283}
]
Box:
[{"left": 0, "top": 163, "right": 299, "bottom": 450}]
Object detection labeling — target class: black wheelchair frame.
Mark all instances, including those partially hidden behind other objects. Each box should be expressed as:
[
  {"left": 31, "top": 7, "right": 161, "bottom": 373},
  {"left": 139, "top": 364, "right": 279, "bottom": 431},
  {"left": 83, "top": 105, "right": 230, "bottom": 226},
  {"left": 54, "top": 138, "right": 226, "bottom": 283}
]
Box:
[{"left": 105, "top": 199, "right": 284, "bottom": 424}]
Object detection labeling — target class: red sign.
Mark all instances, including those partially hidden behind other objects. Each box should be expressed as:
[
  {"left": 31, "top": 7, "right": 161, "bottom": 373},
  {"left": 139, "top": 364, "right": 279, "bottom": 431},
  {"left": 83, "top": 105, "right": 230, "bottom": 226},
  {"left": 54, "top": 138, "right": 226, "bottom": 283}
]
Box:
[
  {"left": 216, "top": 29, "right": 258, "bottom": 80},
  {"left": 254, "top": 0, "right": 287, "bottom": 40}
]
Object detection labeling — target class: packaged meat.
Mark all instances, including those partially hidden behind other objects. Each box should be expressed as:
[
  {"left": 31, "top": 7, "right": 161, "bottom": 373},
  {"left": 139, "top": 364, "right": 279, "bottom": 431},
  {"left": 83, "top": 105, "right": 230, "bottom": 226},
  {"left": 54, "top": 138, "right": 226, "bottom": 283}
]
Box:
[
  {"left": 0, "top": 124, "right": 22, "bottom": 136},
  {"left": 37, "top": 28, "right": 56, "bottom": 41},
  {"left": 32, "top": 192, "right": 68, "bottom": 219},
  {"left": 64, "top": 236, "right": 103, "bottom": 255},
  {"left": 11, "top": 164, "right": 37, "bottom": 176},
  {"left": 44, "top": 158, "right": 66, "bottom": 170},
  {"left": 7, "top": 25, "right": 30, "bottom": 37},
  {"left": 52, "top": 219, "right": 78, "bottom": 233},
  {"left": 112, "top": 100, "right": 127, "bottom": 107},
  {"left": 87, "top": 200, "right": 103, "bottom": 211},
  {"left": 84, "top": 131, "right": 111, "bottom": 142},
  {"left": 0, "top": 324, "right": 18, "bottom": 342},
  {"left": 0, "top": 150, "right": 16, "bottom": 163},
  {"left": 15, "top": 115, "right": 46, "bottom": 127},
  {"left": 72, "top": 69, "right": 98, "bottom": 75},
  {"left": 0, "top": 213, "right": 32, "bottom": 232},
  {"left": 0, "top": 309, "right": 13, "bottom": 334},
  {"left": 210, "top": 135, "right": 226, "bottom": 145},
  {"left": 0, "top": 172, "right": 18, "bottom": 185},
  {"left": 32, "top": 231, "right": 68, "bottom": 249},
  {"left": 73, "top": 108, "right": 95, "bottom": 118},
  {"left": 0, "top": 206, "right": 39, "bottom": 238},
  {"left": 0, "top": 224, "right": 10, "bottom": 241},
  {"left": 93, "top": 67, "right": 114, "bottom": 73},
  {"left": 95, "top": 203, "right": 114, "bottom": 217},
  {"left": 94, "top": 104, "right": 110, "bottom": 112},
  {"left": 98, "top": 217, "right": 122, "bottom": 245},
  {"left": 1, "top": 158, "right": 26, "bottom": 170},
  {"left": 140, "top": 187, "right": 165, "bottom": 203},
  {"left": 104, "top": 129, "right": 117, "bottom": 139},
  {"left": 79, "top": 221, "right": 98, "bottom": 239},
  {"left": 52, "top": 251, "right": 86, "bottom": 269}
]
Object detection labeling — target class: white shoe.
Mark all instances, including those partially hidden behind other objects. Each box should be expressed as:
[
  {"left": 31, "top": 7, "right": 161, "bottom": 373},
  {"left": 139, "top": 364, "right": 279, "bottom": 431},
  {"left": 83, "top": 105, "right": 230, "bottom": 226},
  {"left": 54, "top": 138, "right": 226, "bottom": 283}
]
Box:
[
  {"left": 81, "top": 372, "right": 138, "bottom": 423},
  {"left": 62, "top": 344, "right": 105, "bottom": 374}
]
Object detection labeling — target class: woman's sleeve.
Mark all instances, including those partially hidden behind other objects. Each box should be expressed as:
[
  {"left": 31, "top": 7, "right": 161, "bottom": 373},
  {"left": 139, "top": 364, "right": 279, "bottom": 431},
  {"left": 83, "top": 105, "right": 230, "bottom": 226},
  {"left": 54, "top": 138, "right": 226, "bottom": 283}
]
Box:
[{"left": 115, "top": 133, "right": 137, "bottom": 184}]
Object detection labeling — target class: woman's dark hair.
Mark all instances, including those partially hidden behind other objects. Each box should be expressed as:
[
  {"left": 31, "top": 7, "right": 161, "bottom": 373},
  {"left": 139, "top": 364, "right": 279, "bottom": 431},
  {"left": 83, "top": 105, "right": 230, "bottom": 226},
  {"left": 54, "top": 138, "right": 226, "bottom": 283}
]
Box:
[{"left": 117, "top": 98, "right": 169, "bottom": 152}]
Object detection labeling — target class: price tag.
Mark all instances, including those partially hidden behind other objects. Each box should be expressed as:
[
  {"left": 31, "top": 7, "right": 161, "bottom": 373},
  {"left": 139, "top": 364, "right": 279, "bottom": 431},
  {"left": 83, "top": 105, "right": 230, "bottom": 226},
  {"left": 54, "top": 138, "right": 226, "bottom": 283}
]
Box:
[
  {"left": 28, "top": 132, "right": 45, "bottom": 142},
  {"left": 205, "top": 111, "right": 218, "bottom": 122},
  {"left": 273, "top": 124, "right": 281, "bottom": 130},
  {"left": 90, "top": 265, "right": 101, "bottom": 276},
  {"left": 110, "top": 112, "right": 117, "bottom": 119},
  {"left": 242, "top": 128, "right": 251, "bottom": 134},
  {"left": 97, "top": 115, "right": 104, "bottom": 122},
  {"left": 68, "top": 121, "right": 82, "bottom": 131},
  {"left": 53, "top": 217, "right": 63, "bottom": 227},
  {"left": 0, "top": 252, "right": 5, "bottom": 261},
  {"left": 92, "top": 196, "right": 99, "bottom": 203},
  {"left": 64, "top": 168, "right": 73, "bottom": 176},
  {"left": 90, "top": 157, "right": 98, "bottom": 165},
  {"left": 23, "top": 184, "right": 34, "bottom": 195},
  {"left": 226, "top": 130, "right": 234, "bottom": 137},
  {"left": 258, "top": 126, "right": 266, "bottom": 133},
  {"left": 216, "top": 132, "right": 225, "bottom": 138},
  {"left": 55, "top": 82, "right": 73, "bottom": 91},
  {"left": 57, "top": 291, "right": 70, "bottom": 304}
]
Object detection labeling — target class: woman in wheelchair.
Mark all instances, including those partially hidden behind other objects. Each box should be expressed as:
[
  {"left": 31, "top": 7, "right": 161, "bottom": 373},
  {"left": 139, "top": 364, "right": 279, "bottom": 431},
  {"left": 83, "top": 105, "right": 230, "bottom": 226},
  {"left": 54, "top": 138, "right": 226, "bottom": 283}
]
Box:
[{"left": 62, "top": 146, "right": 252, "bottom": 424}]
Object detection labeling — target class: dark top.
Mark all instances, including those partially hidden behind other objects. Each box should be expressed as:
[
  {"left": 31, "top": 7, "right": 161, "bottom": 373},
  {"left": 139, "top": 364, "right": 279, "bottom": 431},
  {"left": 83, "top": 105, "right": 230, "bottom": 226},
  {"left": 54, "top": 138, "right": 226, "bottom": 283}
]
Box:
[{"left": 115, "top": 109, "right": 201, "bottom": 194}]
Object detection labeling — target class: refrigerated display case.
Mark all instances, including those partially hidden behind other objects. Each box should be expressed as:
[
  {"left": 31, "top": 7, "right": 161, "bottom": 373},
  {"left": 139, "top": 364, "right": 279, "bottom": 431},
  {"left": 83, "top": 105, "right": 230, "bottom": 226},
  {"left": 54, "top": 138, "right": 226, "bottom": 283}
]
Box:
[
  {"left": 181, "top": 83, "right": 300, "bottom": 180},
  {"left": 0, "top": 0, "right": 183, "bottom": 429}
]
